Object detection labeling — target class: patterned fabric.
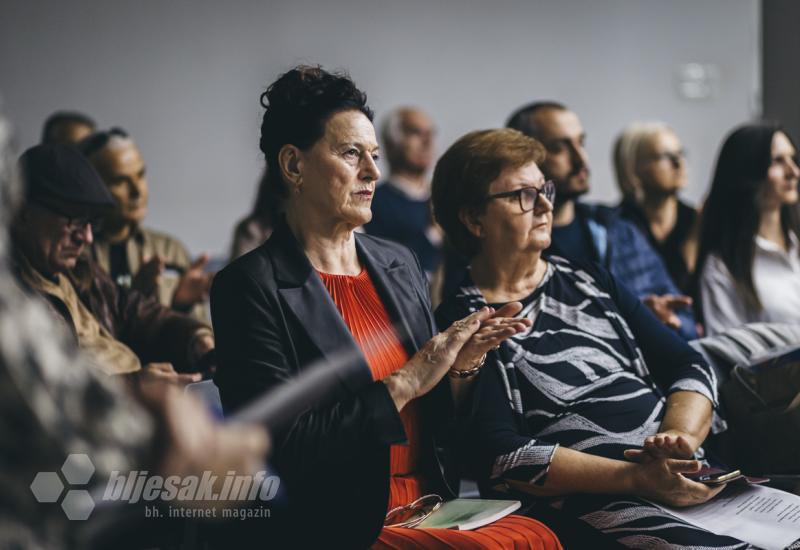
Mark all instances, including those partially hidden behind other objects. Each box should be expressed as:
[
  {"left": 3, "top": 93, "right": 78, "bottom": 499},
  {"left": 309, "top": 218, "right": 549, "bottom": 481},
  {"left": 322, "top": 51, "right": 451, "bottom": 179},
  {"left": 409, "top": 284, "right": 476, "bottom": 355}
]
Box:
[
  {"left": 564, "top": 496, "right": 751, "bottom": 550},
  {"left": 435, "top": 256, "right": 755, "bottom": 548},
  {"left": 449, "top": 258, "right": 715, "bottom": 477}
]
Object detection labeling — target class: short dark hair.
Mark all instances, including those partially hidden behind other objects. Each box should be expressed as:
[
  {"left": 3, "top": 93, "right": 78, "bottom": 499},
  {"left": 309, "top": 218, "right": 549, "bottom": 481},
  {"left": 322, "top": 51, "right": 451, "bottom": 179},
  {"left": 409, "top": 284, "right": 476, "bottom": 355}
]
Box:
[
  {"left": 432, "top": 128, "right": 545, "bottom": 257},
  {"left": 258, "top": 65, "right": 374, "bottom": 217},
  {"left": 41, "top": 111, "right": 96, "bottom": 145},
  {"left": 76, "top": 127, "right": 130, "bottom": 158},
  {"left": 506, "top": 101, "right": 566, "bottom": 139}
]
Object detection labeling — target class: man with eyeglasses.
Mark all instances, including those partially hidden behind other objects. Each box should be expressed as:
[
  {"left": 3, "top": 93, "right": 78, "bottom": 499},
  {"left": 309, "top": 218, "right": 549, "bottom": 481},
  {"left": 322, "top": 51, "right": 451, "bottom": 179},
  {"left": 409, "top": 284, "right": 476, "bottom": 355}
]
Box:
[
  {"left": 79, "top": 128, "right": 211, "bottom": 322},
  {"left": 10, "top": 144, "right": 214, "bottom": 380},
  {"left": 365, "top": 108, "right": 442, "bottom": 279},
  {"left": 507, "top": 102, "right": 697, "bottom": 340}
]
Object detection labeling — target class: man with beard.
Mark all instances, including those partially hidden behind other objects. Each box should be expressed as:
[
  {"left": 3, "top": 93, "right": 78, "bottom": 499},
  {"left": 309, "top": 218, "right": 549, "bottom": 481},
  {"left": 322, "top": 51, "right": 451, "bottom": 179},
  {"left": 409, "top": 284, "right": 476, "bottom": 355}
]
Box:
[
  {"left": 507, "top": 102, "right": 697, "bottom": 339},
  {"left": 80, "top": 128, "right": 210, "bottom": 321},
  {"left": 365, "top": 107, "right": 442, "bottom": 278}
]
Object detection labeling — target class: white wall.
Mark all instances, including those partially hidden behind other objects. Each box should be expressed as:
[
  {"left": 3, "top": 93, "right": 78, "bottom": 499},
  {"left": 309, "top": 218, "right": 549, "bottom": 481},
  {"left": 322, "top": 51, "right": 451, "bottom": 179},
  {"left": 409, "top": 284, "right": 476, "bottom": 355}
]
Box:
[{"left": 0, "top": 0, "right": 761, "bottom": 257}]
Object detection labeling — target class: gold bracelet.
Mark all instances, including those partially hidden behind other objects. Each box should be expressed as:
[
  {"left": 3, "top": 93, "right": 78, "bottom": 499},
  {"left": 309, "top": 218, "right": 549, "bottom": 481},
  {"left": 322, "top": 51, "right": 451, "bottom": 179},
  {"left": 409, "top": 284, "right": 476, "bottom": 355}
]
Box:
[{"left": 448, "top": 353, "right": 487, "bottom": 379}]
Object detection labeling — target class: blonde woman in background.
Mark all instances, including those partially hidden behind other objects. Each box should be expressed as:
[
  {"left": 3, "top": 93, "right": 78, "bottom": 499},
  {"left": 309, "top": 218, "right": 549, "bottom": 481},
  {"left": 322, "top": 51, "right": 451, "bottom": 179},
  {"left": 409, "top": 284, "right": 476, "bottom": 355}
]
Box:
[{"left": 614, "top": 122, "right": 699, "bottom": 293}]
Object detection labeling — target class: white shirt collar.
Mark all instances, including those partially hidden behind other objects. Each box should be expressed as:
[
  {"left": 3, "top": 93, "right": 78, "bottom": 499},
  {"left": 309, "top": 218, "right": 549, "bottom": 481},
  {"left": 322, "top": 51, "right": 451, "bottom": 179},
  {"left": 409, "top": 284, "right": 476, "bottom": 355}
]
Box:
[{"left": 755, "top": 231, "right": 799, "bottom": 255}]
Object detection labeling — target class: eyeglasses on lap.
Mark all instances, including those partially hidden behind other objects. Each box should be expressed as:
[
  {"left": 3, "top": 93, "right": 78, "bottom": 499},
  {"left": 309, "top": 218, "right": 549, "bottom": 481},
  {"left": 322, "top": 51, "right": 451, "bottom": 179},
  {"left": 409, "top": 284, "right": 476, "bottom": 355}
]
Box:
[
  {"left": 384, "top": 494, "right": 443, "bottom": 528},
  {"left": 483, "top": 180, "right": 556, "bottom": 213}
]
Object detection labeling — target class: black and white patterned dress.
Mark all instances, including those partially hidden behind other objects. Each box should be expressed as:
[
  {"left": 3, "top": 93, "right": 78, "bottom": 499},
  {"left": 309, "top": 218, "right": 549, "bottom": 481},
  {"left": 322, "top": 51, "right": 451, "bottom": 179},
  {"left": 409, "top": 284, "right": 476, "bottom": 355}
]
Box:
[{"left": 436, "top": 256, "right": 753, "bottom": 549}]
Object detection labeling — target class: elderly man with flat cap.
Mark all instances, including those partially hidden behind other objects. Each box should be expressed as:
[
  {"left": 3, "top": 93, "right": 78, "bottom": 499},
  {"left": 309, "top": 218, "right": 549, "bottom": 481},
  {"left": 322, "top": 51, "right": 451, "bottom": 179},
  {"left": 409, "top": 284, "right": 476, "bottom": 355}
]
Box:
[{"left": 11, "top": 144, "right": 213, "bottom": 381}]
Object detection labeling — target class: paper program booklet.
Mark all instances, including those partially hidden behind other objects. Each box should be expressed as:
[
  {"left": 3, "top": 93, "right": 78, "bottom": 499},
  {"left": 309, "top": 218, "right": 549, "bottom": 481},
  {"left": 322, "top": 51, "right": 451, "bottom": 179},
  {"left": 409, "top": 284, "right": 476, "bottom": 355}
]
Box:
[
  {"left": 655, "top": 484, "right": 800, "bottom": 550},
  {"left": 416, "top": 498, "right": 521, "bottom": 530}
]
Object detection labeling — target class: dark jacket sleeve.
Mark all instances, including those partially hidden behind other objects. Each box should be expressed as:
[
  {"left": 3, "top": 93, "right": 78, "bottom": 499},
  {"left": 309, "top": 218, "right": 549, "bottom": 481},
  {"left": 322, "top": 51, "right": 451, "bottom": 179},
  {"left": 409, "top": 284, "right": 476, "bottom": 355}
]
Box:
[
  {"left": 211, "top": 242, "right": 428, "bottom": 547},
  {"left": 77, "top": 261, "right": 208, "bottom": 371},
  {"left": 210, "top": 263, "right": 406, "bottom": 465}
]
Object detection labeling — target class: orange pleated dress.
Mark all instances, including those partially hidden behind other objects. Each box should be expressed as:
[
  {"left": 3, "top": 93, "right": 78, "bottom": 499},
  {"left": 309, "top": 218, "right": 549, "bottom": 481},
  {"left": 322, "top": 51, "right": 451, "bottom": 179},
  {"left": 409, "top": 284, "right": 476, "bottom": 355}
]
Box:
[{"left": 318, "top": 269, "right": 561, "bottom": 550}]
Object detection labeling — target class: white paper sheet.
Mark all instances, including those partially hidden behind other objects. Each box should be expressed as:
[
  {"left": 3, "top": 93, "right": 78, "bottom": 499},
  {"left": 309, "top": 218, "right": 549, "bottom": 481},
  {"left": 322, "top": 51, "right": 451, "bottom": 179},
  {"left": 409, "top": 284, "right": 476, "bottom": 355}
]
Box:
[{"left": 656, "top": 484, "right": 800, "bottom": 549}]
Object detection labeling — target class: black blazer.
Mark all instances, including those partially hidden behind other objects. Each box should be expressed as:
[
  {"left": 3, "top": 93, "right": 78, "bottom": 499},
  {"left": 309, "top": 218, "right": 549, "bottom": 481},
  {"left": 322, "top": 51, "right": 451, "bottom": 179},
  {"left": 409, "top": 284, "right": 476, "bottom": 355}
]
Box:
[{"left": 210, "top": 220, "right": 455, "bottom": 549}]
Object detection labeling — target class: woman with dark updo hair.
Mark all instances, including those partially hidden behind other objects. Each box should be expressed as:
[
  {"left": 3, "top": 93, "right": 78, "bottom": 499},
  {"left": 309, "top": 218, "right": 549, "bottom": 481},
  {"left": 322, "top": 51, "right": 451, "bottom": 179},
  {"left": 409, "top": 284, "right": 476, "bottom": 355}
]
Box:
[{"left": 211, "top": 66, "right": 559, "bottom": 548}]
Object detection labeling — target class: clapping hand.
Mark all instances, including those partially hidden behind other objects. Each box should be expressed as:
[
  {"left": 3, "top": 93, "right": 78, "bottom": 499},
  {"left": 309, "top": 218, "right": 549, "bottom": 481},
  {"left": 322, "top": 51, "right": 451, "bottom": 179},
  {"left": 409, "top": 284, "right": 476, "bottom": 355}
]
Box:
[
  {"left": 450, "top": 302, "right": 532, "bottom": 374},
  {"left": 172, "top": 253, "right": 214, "bottom": 310},
  {"left": 642, "top": 294, "right": 692, "bottom": 330},
  {"left": 132, "top": 255, "right": 165, "bottom": 296}
]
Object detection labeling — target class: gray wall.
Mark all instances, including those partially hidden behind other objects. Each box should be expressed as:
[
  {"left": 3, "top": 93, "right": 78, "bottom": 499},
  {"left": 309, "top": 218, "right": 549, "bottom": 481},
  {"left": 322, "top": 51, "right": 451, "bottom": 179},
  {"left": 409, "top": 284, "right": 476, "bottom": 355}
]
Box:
[
  {"left": 0, "top": 0, "right": 761, "bottom": 257},
  {"left": 763, "top": 0, "right": 800, "bottom": 143}
]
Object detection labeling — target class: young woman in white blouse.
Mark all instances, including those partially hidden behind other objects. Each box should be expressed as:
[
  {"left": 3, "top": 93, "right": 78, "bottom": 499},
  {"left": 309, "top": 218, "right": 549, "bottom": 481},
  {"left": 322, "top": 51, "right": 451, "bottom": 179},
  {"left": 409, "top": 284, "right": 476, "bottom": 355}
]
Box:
[{"left": 695, "top": 122, "right": 800, "bottom": 335}]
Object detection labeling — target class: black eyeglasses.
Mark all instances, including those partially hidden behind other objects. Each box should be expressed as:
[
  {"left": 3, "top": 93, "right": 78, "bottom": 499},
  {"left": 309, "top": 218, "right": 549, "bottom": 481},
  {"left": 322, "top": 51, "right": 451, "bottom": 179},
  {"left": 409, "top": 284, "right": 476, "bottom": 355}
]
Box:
[
  {"left": 33, "top": 200, "right": 103, "bottom": 233},
  {"left": 484, "top": 180, "right": 555, "bottom": 213}
]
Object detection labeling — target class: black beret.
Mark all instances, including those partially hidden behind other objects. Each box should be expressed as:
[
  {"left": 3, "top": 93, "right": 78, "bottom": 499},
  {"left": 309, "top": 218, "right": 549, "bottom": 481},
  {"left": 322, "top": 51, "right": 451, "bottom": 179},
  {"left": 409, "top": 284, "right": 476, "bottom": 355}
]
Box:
[{"left": 19, "top": 144, "right": 114, "bottom": 208}]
